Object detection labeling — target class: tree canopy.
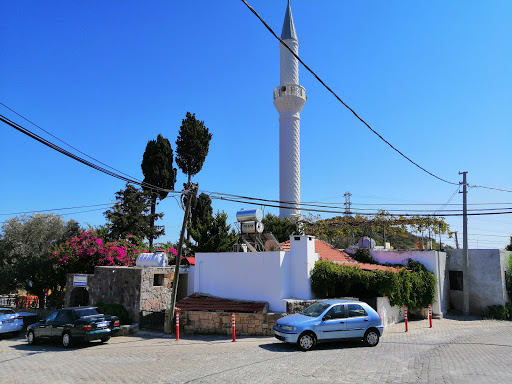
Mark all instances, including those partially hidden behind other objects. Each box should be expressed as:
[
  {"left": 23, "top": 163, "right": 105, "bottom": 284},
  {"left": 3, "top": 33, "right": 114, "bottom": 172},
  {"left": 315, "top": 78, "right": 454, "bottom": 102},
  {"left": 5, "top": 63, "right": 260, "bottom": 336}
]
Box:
[
  {"left": 186, "top": 211, "right": 237, "bottom": 253},
  {"left": 175, "top": 112, "right": 212, "bottom": 182},
  {"left": 104, "top": 183, "right": 164, "bottom": 243},
  {"left": 141, "top": 134, "right": 177, "bottom": 248},
  {"left": 0, "top": 214, "right": 80, "bottom": 295},
  {"left": 261, "top": 213, "right": 297, "bottom": 243}
]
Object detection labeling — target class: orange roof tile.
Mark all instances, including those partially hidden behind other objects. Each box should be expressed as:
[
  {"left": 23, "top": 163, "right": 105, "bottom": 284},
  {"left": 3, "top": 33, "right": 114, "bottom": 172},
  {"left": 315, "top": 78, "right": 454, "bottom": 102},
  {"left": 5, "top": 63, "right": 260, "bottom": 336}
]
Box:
[
  {"left": 280, "top": 239, "right": 399, "bottom": 273},
  {"left": 175, "top": 294, "right": 267, "bottom": 313}
]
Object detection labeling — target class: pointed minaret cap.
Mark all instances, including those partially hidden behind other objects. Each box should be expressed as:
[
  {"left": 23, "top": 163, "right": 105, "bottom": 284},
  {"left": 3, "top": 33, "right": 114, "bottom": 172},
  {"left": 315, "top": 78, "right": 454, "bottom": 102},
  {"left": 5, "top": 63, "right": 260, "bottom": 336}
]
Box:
[{"left": 281, "top": 0, "right": 297, "bottom": 41}]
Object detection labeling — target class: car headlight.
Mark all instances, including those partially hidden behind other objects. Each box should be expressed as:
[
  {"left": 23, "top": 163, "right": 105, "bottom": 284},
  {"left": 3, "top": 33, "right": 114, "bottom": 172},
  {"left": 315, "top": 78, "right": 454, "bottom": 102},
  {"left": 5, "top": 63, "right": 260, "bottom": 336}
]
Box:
[{"left": 282, "top": 325, "right": 297, "bottom": 331}]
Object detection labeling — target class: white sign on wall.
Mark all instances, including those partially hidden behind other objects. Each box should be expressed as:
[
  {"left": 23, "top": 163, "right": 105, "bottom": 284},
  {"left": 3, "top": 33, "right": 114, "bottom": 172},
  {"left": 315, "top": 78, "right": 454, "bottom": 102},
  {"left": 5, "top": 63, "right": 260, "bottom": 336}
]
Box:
[{"left": 73, "top": 274, "right": 88, "bottom": 287}]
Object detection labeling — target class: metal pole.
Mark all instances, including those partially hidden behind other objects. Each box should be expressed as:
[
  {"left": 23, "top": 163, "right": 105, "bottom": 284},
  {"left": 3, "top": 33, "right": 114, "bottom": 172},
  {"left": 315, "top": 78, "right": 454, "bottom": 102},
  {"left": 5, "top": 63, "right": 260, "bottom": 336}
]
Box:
[
  {"left": 459, "top": 172, "right": 469, "bottom": 315},
  {"left": 167, "top": 183, "right": 197, "bottom": 334},
  {"left": 454, "top": 231, "right": 460, "bottom": 249}
]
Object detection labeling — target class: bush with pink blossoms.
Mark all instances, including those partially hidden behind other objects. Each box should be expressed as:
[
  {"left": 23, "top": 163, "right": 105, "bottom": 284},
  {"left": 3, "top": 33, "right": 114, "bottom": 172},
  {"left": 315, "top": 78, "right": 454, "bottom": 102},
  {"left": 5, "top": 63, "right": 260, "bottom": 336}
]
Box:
[{"left": 51, "top": 231, "right": 144, "bottom": 276}]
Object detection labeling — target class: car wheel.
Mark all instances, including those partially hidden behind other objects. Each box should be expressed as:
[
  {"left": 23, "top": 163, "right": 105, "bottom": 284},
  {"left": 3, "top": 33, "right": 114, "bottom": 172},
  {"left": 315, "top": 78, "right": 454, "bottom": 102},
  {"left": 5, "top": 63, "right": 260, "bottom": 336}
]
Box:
[
  {"left": 364, "top": 329, "right": 380, "bottom": 347},
  {"left": 27, "top": 330, "right": 37, "bottom": 345},
  {"left": 62, "top": 332, "right": 72, "bottom": 348},
  {"left": 297, "top": 331, "right": 316, "bottom": 351},
  {"left": 100, "top": 336, "right": 111, "bottom": 343}
]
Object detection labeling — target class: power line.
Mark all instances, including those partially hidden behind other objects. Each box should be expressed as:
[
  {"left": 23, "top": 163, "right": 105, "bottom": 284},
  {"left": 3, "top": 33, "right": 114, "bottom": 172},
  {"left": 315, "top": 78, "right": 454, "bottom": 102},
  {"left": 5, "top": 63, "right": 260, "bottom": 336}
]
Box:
[
  {"left": 0, "top": 203, "right": 112, "bottom": 216},
  {"left": 0, "top": 114, "right": 181, "bottom": 197},
  {"left": 240, "top": 0, "right": 512, "bottom": 195},
  {"left": 0, "top": 101, "right": 142, "bottom": 183},
  {"left": 240, "top": 0, "right": 458, "bottom": 186}
]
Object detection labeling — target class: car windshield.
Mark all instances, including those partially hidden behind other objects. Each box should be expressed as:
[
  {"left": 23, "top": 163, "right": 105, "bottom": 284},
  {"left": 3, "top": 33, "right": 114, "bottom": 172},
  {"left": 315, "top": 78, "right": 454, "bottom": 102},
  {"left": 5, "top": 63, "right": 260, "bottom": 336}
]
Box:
[
  {"left": 0, "top": 309, "right": 15, "bottom": 315},
  {"left": 73, "top": 308, "right": 101, "bottom": 318},
  {"left": 302, "top": 302, "right": 330, "bottom": 317}
]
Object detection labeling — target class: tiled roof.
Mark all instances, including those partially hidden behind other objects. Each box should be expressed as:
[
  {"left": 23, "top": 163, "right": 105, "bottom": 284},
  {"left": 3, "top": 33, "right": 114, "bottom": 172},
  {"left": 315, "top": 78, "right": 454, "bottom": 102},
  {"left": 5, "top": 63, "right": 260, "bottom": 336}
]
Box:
[
  {"left": 280, "top": 239, "right": 399, "bottom": 273},
  {"left": 348, "top": 263, "right": 401, "bottom": 273},
  {"left": 280, "top": 239, "right": 355, "bottom": 263},
  {"left": 175, "top": 294, "right": 267, "bottom": 313},
  {"left": 183, "top": 257, "right": 195, "bottom": 266}
]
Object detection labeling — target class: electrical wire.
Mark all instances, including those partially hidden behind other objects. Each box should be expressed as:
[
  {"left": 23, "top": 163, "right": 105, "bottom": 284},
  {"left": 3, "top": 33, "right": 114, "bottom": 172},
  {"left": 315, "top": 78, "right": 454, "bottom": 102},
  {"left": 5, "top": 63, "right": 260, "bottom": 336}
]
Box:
[
  {"left": 0, "top": 203, "right": 112, "bottom": 216},
  {"left": 0, "top": 101, "right": 142, "bottom": 183},
  {"left": 0, "top": 114, "right": 182, "bottom": 197},
  {"left": 240, "top": 0, "right": 459, "bottom": 186}
]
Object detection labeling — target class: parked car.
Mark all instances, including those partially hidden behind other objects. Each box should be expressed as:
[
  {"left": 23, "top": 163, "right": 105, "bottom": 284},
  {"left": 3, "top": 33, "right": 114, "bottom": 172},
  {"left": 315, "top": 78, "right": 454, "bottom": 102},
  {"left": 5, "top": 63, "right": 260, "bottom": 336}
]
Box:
[
  {"left": 273, "top": 300, "right": 383, "bottom": 351},
  {"left": 0, "top": 307, "right": 24, "bottom": 337},
  {"left": 26, "top": 307, "right": 120, "bottom": 347}
]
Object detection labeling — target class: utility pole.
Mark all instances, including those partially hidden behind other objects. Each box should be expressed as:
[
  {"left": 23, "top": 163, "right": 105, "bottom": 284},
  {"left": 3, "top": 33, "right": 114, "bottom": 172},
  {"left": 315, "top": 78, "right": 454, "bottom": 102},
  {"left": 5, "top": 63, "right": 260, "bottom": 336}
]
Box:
[
  {"left": 167, "top": 183, "right": 197, "bottom": 334},
  {"left": 459, "top": 172, "right": 469, "bottom": 315},
  {"left": 454, "top": 231, "right": 460, "bottom": 249}
]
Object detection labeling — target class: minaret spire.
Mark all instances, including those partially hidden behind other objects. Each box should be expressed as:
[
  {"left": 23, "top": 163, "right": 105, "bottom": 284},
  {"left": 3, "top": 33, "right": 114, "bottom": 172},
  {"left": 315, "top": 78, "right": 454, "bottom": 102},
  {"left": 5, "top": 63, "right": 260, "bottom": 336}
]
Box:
[{"left": 274, "top": 0, "right": 306, "bottom": 219}]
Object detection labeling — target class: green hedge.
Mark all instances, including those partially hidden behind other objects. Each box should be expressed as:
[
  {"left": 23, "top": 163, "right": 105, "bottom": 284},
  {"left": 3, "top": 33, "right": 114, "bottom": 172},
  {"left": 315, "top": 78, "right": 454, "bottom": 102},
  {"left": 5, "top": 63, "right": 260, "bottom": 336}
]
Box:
[{"left": 310, "top": 259, "right": 436, "bottom": 310}]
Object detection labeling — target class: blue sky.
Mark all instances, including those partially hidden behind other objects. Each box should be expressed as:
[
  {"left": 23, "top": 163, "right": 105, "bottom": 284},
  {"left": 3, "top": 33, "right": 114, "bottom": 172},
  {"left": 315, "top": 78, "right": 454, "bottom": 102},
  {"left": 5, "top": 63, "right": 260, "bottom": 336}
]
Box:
[{"left": 1, "top": 0, "right": 511, "bottom": 249}]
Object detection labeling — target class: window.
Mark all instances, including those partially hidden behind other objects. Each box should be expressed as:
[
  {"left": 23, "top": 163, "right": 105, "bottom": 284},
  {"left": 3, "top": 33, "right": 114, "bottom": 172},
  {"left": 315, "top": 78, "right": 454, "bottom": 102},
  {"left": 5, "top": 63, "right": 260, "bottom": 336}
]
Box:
[
  {"left": 56, "top": 310, "right": 74, "bottom": 323},
  {"left": 449, "top": 271, "right": 463, "bottom": 290},
  {"left": 348, "top": 304, "right": 367, "bottom": 317},
  {"left": 325, "top": 305, "right": 346, "bottom": 319},
  {"left": 153, "top": 274, "right": 164, "bottom": 286}
]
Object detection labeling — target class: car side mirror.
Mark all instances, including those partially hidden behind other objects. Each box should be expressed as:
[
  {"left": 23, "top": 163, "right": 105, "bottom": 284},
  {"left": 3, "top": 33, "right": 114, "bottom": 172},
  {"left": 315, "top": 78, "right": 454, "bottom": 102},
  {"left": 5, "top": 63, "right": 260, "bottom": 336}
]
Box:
[{"left": 322, "top": 315, "right": 332, "bottom": 321}]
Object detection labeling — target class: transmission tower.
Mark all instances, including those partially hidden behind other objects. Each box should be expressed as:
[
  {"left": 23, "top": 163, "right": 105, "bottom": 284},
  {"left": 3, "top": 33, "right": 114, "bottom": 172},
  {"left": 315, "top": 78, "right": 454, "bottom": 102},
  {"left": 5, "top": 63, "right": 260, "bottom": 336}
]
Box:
[{"left": 344, "top": 192, "right": 352, "bottom": 216}]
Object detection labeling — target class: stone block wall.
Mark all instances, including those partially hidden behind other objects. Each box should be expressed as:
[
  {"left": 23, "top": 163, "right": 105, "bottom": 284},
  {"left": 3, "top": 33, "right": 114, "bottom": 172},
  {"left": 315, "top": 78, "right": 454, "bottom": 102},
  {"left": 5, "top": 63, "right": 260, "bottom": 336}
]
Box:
[
  {"left": 139, "top": 267, "right": 174, "bottom": 312},
  {"left": 178, "top": 311, "right": 284, "bottom": 336}
]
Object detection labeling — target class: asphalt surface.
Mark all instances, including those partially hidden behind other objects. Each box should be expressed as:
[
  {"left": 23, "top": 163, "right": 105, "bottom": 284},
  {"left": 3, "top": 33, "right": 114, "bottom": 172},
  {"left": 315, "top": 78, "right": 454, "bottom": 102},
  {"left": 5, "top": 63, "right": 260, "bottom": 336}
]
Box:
[{"left": 1, "top": 315, "right": 512, "bottom": 383}]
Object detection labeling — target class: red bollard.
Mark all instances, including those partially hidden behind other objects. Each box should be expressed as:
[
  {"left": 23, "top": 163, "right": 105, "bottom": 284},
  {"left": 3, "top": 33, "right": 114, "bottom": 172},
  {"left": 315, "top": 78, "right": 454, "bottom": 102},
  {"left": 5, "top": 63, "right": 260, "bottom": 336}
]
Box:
[
  {"left": 429, "top": 304, "right": 432, "bottom": 328},
  {"left": 176, "top": 312, "right": 180, "bottom": 341},
  {"left": 404, "top": 306, "right": 408, "bottom": 332},
  {"left": 231, "top": 312, "right": 236, "bottom": 342}
]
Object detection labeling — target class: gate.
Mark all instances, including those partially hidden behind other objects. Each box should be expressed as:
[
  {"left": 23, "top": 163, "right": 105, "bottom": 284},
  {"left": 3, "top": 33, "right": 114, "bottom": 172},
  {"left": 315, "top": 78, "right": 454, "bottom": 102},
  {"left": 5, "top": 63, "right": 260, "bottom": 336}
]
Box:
[{"left": 139, "top": 310, "right": 166, "bottom": 331}]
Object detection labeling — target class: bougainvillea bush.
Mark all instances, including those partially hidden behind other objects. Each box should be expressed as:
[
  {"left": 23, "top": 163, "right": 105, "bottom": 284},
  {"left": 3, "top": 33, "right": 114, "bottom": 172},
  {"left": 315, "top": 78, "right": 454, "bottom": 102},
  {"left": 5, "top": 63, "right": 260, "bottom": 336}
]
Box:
[{"left": 51, "top": 231, "right": 179, "bottom": 286}]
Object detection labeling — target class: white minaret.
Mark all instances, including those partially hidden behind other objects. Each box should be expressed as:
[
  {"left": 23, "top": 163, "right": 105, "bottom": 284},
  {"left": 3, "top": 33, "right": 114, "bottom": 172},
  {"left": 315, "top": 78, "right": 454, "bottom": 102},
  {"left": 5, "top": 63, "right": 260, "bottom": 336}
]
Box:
[{"left": 274, "top": 0, "right": 306, "bottom": 219}]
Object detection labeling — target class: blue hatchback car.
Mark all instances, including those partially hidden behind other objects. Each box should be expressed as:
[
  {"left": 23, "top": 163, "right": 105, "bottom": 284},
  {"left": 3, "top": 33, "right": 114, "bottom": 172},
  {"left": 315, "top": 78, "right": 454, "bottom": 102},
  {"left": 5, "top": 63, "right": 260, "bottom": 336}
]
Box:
[{"left": 273, "top": 300, "right": 383, "bottom": 351}]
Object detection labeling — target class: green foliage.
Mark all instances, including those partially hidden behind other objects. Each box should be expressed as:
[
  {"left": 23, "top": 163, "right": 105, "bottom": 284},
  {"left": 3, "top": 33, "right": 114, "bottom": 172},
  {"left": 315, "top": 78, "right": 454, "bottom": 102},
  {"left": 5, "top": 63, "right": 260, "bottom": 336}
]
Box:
[
  {"left": 141, "top": 134, "right": 177, "bottom": 201},
  {"left": 352, "top": 249, "right": 377, "bottom": 264},
  {"left": 104, "top": 183, "right": 163, "bottom": 244},
  {"left": 141, "top": 134, "right": 177, "bottom": 247},
  {"left": 506, "top": 254, "right": 512, "bottom": 301},
  {"left": 186, "top": 211, "right": 237, "bottom": 253},
  {"left": 175, "top": 112, "right": 212, "bottom": 182},
  {"left": 184, "top": 191, "right": 213, "bottom": 233},
  {"left": 482, "top": 304, "right": 509, "bottom": 320},
  {"left": 304, "top": 212, "right": 453, "bottom": 250},
  {"left": 310, "top": 259, "right": 436, "bottom": 310},
  {"left": 96, "top": 302, "right": 131, "bottom": 325},
  {"left": 0, "top": 214, "right": 80, "bottom": 297},
  {"left": 506, "top": 237, "right": 512, "bottom": 251},
  {"left": 261, "top": 214, "right": 297, "bottom": 243}
]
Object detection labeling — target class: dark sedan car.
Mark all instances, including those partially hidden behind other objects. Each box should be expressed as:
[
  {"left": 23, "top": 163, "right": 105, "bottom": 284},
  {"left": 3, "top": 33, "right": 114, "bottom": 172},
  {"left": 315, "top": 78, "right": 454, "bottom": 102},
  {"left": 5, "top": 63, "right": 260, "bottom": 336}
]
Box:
[{"left": 26, "top": 307, "right": 120, "bottom": 347}]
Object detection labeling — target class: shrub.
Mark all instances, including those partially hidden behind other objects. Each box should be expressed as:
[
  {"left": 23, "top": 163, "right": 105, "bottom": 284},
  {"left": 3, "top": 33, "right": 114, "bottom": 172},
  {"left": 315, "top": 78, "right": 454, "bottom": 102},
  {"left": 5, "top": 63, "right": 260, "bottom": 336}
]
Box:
[
  {"left": 96, "top": 302, "right": 131, "bottom": 325},
  {"left": 310, "top": 259, "right": 436, "bottom": 310},
  {"left": 352, "top": 248, "right": 378, "bottom": 264},
  {"left": 482, "top": 305, "right": 508, "bottom": 320}
]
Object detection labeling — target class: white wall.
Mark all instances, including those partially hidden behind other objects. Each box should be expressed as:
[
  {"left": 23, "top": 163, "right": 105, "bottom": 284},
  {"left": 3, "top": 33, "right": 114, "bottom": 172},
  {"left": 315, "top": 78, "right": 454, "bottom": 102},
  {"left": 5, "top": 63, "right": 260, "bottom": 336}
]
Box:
[
  {"left": 376, "top": 297, "right": 404, "bottom": 327},
  {"left": 369, "top": 250, "right": 447, "bottom": 316},
  {"left": 194, "top": 236, "right": 318, "bottom": 313}
]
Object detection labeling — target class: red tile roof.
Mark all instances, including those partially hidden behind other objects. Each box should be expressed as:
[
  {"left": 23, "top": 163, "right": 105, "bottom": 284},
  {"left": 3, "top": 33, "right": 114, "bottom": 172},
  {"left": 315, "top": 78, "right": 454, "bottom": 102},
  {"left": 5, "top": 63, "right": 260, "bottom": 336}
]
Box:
[
  {"left": 280, "top": 239, "right": 399, "bottom": 273},
  {"left": 175, "top": 294, "right": 267, "bottom": 313},
  {"left": 183, "top": 257, "right": 195, "bottom": 266}
]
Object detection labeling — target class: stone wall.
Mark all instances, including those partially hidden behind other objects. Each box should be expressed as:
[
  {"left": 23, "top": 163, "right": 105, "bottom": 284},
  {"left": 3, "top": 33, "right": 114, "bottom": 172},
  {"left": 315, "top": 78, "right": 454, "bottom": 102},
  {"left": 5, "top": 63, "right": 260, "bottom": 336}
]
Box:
[
  {"left": 87, "top": 267, "right": 142, "bottom": 323},
  {"left": 139, "top": 267, "right": 174, "bottom": 312},
  {"left": 177, "top": 311, "right": 283, "bottom": 336}
]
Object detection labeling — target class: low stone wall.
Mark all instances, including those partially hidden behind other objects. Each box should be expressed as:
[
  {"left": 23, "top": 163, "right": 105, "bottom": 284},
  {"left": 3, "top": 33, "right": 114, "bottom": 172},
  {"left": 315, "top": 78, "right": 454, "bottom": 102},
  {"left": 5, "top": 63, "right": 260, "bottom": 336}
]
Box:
[{"left": 178, "top": 311, "right": 283, "bottom": 336}]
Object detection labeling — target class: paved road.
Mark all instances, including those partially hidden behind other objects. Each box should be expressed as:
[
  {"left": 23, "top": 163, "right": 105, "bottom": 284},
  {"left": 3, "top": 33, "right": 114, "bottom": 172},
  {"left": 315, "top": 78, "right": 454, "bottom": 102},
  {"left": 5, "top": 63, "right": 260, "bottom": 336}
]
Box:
[{"left": 1, "top": 315, "right": 512, "bottom": 383}]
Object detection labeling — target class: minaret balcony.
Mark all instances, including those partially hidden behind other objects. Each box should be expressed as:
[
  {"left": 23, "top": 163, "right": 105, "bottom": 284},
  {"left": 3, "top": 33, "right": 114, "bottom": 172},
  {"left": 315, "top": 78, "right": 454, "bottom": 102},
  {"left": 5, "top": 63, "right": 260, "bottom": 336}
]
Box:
[{"left": 273, "top": 84, "right": 306, "bottom": 100}]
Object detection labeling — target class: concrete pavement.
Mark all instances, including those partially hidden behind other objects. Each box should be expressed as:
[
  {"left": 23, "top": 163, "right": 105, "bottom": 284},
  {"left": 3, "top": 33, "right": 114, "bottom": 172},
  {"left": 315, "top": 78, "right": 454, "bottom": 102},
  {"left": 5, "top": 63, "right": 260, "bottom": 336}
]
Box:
[{"left": 1, "top": 315, "right": 512, "bottom": 383}]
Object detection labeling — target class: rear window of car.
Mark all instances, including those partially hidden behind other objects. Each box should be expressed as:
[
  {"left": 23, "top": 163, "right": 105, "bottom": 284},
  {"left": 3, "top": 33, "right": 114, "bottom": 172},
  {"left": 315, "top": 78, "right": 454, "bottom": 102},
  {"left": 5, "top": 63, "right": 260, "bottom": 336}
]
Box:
[
  {"left": 348, "top": 304, "right": 367, "bottom": 317},
  {"left": 0, "top": 309, "right": 15, "bottom": 315},
  {"left": 303, "top": 302, "right": 330, "bottom": 317},
  {"left": 73, "top": 308, "right": 100, "bottom": 318}
]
